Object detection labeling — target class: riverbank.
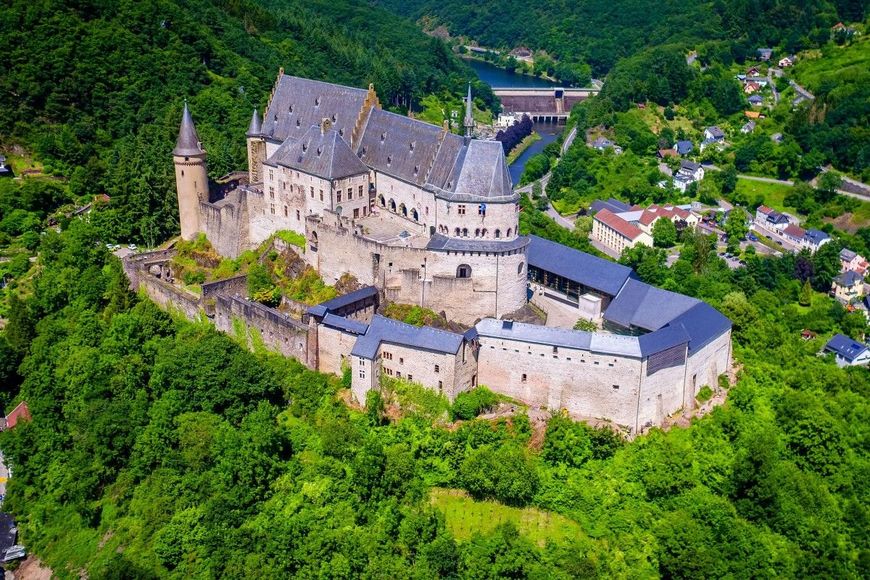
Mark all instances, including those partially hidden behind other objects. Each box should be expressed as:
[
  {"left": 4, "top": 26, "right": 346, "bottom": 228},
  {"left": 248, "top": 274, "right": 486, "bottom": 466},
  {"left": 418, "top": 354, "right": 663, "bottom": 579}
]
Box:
[
  {"left": 506, "top": 132, "right": 542, "bottom": 165},
  {"left": 461, "top": 54, "right": 560, "bottom": 84}
]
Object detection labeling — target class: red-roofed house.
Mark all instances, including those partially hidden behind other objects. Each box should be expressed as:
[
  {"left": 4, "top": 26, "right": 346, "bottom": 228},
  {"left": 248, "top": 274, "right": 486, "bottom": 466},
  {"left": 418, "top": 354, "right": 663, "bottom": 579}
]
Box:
[
  {"left": 592, "top": 208, "right": 653, "bottom": 255},
  {"left": 3, "top": 401, "right": 31, "bottom": 430}
]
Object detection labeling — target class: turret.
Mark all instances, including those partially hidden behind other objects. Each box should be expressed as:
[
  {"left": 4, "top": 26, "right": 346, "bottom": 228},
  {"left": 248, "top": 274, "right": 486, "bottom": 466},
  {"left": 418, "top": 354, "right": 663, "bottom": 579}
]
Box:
[
  {"left": 463, "top": 83, "right": 474, "bottom": 137},
  {"left": 173, "top": 102, "right": 208, "bottom": 240},
  {"left": 246, "top": 107, "right": 266, "bottom": 183}
]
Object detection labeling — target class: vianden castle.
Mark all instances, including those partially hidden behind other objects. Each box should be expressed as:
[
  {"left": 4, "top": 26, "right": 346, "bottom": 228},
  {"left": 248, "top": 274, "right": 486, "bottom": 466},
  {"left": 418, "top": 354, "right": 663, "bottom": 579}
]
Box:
[{"left": 126, "top": 70, "right": 733, "bottom": 435}]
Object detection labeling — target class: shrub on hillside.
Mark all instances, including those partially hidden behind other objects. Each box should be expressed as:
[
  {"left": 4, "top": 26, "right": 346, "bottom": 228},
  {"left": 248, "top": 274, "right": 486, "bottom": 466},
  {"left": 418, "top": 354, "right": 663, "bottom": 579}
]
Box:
[{"left": 451, "top": 386, "right": 498, "bottom": 420}]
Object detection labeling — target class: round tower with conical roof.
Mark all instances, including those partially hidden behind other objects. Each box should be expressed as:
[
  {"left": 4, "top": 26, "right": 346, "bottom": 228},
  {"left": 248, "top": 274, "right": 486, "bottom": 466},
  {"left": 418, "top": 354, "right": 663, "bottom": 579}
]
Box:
[
  {"left": 246, "top": 108, "right": 266, "bottom": 183},
  {"left": 173, "top": 102, "right": 208, "bottom": 240}
]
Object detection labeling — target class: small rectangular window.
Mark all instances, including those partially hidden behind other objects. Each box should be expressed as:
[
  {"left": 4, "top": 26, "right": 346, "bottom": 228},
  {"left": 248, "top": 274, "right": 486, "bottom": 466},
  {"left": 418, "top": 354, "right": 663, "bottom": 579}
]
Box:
[
  {"left": 521, "top": 373, "right": 527, "bottom": 383},
  {"left": 458, "top": 204, "right": 466, "bottom": 215},
  {"left": 347, "top": 187, "right": 352, "bottom": 200},
  {"left": 337, "top": 191, "right": 342, "bottom": 202},
  {"left": 359, "top": 371, "right": 365, "bottom": 378},
  {"left": 399, "top": 357, "right": 404, "bottom": 365},
  {"left": 284, "top": 206, "right": 288, "bottom": 217},
  {"left": 319, "top": 190, "right": 323, "bottom": 201},
  {"left": 358, "top": 185, "right": 363, "bottom": 197},
  {"left": 407, "top": 374, "right": 413, "bottom": 381},
  {"left": 612, "top": 384, "right": 619, "bottom": 390}
]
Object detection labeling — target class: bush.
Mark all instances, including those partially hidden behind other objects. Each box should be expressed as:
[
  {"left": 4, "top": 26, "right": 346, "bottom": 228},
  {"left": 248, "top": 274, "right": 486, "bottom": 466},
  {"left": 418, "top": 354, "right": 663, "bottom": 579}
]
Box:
[
  {"left": 696, "top": 385, "right": 713, "bottom": 403},
  {"left": 451, "top": 386, "right": 498, "bottom": 420},
  {"left": 460, "top": 444, "right": 539, "bottom": 505}
]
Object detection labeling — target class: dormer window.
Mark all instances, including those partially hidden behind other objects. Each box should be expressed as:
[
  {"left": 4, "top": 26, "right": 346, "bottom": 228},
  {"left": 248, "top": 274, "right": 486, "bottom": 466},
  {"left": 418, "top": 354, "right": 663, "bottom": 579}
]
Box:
[
  {"left": 289, "top": 104, "right": 294, "bottom": 113},
  {"left": 339, "top": 128, "right": 344, "bottom": 137},
  {"left": 296, "top": 119, "right": 301, "bottom": 127},
  {"left": 410, "top": 141, "right": 415, "bottom": 151},
  {"left": 317, "top": 146, "right": 323, "bottom": 156},
  {"left": 331, "top": 114, "right": 336, "bottom": 122},
  {"left": 414, "top": 165, "right": 419, "bottom": 175},
  {"left": 315, "top": 97, "right": 321, "bottom": 106},
  {"left": 302, "top": 143, "right": 307, "bottom": 152},
  {"left": 387, "top": 156, "right": 392, "bottom": 166},
  {"left": 380, "top": 132, "right": 386, "bottom": 142}
]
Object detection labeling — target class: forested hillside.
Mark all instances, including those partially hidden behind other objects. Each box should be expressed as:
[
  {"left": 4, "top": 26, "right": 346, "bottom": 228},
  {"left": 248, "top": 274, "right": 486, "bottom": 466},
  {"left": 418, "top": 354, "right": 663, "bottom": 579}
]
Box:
[
  {"left": 375, "top": 0, "right": 863, "bottom": 75},
  {"left": 0, "top": 0, "right": 485, "bottom": 244}
]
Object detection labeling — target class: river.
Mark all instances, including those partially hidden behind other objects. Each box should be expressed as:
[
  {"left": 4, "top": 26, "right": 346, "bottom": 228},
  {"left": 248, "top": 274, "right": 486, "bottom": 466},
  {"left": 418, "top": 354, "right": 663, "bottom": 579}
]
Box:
[
  {"left": 465, "top": 59, "right": 563, "bottom": 184},
  {"left": 464, "top": 58, "right": 559, "bottom": 89}
]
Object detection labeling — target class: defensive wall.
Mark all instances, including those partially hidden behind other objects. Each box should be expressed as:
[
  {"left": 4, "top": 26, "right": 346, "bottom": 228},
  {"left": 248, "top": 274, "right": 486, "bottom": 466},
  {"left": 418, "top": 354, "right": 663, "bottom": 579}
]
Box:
[{"left": 122, "top": 234, "right": 732, "bottom": 435}]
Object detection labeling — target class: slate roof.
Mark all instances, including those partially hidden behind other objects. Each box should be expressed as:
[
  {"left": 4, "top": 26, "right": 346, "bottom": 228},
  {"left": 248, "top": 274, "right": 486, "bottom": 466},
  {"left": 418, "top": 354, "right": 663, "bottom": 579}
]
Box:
[
  {"left": 680, "top": 160, "right": 702, "bottom": 172},
  {"left": 246, "top": 108, "right": 263, "bottom": 137},
  {"left": 351, "top": 315, "right": 465, "bottom": 359},
  {"left": 594, "top": 208, "right": 646, "bottom": 241},
  {"left": 262, "top": 75, "right": 368, "bottom": 144},
  {"left": 590, "top": 198, "right": 631, "bottom": 215},
  {"left": 358, "top": 108, "right": 446, "bottom": 187},
  {"left": 527, "top": 235, "right": 634, "bottom": 296},
  {"left": 321, "top": 313, "right": 369, "bottom": 335},
  {"left": 748, "top": 95, "right": 763, "bottom": 104},
  {"left": 675, "top": 140, "right": 693, "bottom": 155},
  {"left": 269, "top": 124, "right": 368, "bottom": 180},
  {"left": 591, "top": 137, "right": 614, "bottom": 149},
  {"left": 667, "top": 302, "right": 732, "bottom": 354},
  {"left": 804, "top": 229, "right": 829, "bottom": 246},
  {"left": 834, "top": 271, "right": 864, "bottom": 286},
  {"left": 450, "top": 140, "right": 514, "bottom": 202},
  {"left": 173, "top": 103, "right": 205, "bottom": 156},
  {"left": 840, "top": 248, "right": 858, "bottom": 261},
  {"left": 426, "top": 234, "right": 529, "bottom": 253},
  {"left": 824, "top": 333, "right": 869, "bottom": 362},
  {"left": 706, "top": 126, "right": 725, "bottom": 139},
  {"left": 603, "top": 278, "right": 700, "bottom": 332},
  {"left": 308, "top": 286, "right": 379, "bottom": 318}
]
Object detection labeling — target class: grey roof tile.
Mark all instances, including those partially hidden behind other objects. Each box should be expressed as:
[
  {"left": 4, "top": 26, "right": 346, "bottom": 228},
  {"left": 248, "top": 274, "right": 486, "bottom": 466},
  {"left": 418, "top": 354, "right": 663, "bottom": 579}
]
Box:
[
  {"left": 603, "top": 278, "right": 700, "bottom": 331},
  {"left": 271, "top": 124, "right": 368, "bottom": 180},
  {"left": 527, "top": 235, "right": 634, "bottom": 296},
  {"left": 426, "top": 234, "right": 529, "bottom": 253},
  {"left": 173, "top": 103, "right": 205, "bottom": 157},
  {"left": 351, "top": 315, "right": 465, "bottom": 359}
]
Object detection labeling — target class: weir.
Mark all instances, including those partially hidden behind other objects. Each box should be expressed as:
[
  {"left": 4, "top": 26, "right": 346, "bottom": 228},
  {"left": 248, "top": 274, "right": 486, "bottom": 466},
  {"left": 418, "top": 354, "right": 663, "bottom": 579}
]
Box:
[{"left": 493, "top": 87, "right": 600, "bottom": 123}]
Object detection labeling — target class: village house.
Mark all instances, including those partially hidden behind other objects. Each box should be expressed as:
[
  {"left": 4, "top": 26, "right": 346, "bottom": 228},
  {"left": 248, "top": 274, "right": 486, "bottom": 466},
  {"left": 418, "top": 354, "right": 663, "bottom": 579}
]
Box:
[
  {"left": 748, "top": 94, "right": 763, "bottom": 106},
  {"left": 832, "top": 270, "right": 866, "bottom": 304},
  {"left": 778, "top": 56, "right": 794, "bottom": 67},
  {"left": 741, "top": 120, "right": 756, "bottom": 134},
  {"left": 754, "top": 205, "right": 793, "bottom": 231},
  {"left": 824, "top": 334, "right": 870, "bottom": 367},
  {"left": 840, "top": 248, "right": 869, "bottom": 275},
  {"left": 781, "top": 224, "right": 831, "bottom": 252},
  {"left": 0, "top": 401, "right": 31, "bottom": 430},
  {"left": 704, "top": 126, "right": 725, "bottom": 142},
  {"left": 674, "top": 140, "right": 693, "bottom": 156},
  {"left": 591, "top": 208, "right": 653, "bottom": 255},
  {"left": 757, "top": 48, "right": 773, "bottom": 61},
  {"left": 744, "top": 81, "right": 761, "bottom": 95},
  {"left": 671, "top": 159, "right": 705, "bottom": 192},
  {"left": 590, "top": 137, "right": 622, "bottom": 154}
]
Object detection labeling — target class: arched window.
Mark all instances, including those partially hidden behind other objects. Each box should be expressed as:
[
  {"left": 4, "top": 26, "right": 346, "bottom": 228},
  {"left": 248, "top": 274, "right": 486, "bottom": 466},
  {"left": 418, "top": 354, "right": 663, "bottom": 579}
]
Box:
[
  {"left": 456, "top": 264, "right": 472, "bottom": 279},
  {"left": 462, "top": 228, "right": 468, "bottom": 237},
  {"left": 475, "top": 228, "right": 481, "bottom": 237},
  {"left": 389, "top": 199, "right": 396, "bottom": 212},
  {"left": 411, "top": 208, "right": 419, "bottom": 221},
  {"left": 481, "top": 228, "right": 488, "bottom": 237},
  {"left": 309, "top": 231, "right": 319, "bottom": 252},
  {"left": 399, "top": 203, "right": 408, "bottom": 217},
  {"left": 506, "top": 228, "right": 512, "bottom": 238},
  {"left": 494, "top": 229, "right": 501, "bottom": 238},
  {"left": 379, "top": 195, "right": 385, "bottom": 207},
  {"left": 454, "top": 227, "right": 460, "bottom": 236},
  {"left": 518, "top": 262, "right": 525, "bottom": 275}
]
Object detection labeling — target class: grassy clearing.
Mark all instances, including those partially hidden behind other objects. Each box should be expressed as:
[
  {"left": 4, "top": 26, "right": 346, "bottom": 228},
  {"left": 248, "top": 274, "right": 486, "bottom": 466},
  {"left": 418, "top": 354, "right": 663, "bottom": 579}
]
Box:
[
  {"left": 430, "top": 488, "right": 584, "bottom": 546},
  {"left": 735, "top": 178, "right": 795, "bottom": 211},
  {"left": 793, "top": 37, "right": 870, "bottom": 93}
]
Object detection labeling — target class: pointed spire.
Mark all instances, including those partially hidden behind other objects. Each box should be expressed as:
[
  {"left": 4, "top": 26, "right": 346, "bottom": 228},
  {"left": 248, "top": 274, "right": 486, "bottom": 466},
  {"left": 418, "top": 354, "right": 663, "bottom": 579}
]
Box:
[
  {"left": 463, "top": 83, "right": 474, "bottom": 136},
  {"left": 246, "top": 108, "right": 263, "bottom": 137},
  {"left": 173, "top": 102, "right": 205, "bottom": 156}
]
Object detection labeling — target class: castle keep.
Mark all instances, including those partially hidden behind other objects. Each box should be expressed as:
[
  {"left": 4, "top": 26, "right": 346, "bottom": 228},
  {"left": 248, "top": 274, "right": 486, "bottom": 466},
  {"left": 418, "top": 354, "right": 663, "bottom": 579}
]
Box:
[{"left": 143, "top": 71, "right": 733, "bottom": 434}]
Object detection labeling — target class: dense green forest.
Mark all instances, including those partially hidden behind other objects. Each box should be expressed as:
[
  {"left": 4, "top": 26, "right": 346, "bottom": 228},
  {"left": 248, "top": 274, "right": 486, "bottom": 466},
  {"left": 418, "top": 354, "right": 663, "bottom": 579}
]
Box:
[
  {"left": 375, "top": 0, "right": 863, "bottom": 75},
  {"left": 0, "top": 208, "right": 867, "bottom": 577},
  {"left": 0, "top": 0, "right": 490, "bottom": 245}
]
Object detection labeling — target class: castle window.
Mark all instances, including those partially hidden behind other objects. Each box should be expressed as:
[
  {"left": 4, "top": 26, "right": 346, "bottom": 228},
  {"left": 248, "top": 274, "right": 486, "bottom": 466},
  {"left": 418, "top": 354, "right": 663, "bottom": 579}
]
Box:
[
  {"left": 319, "top": 190, "right": 323, "bottom": 201},
  {"left": 478, "top": 204, "right": 486, "bottom": 216},
  {"left": 387, "top": 156, "right": 392, "bottom": 166},
  {"left": 438, "top": 381, "right": 443, "bottom": 391},
  {"left": 358, "top": 185, "right": 363, "bottom": 197},
  {"left": 454, "top": 228, "right": 461, "bottom": 236},
  {"left": 407, "top": 374, "right": 413, "bottom": 381},
  {"left": 475, "top": 228, "right": 480, "bottom": 237},
  {"left": 269, "top": 187, "right": 274, "bottom": 199},
  {"left": 518, "top": 262, "right": 524, "bottom": 275},
  {"left": 521, "top": 373, "right": 527, "bottom": 383},
  {"left": 359, "top": 370, "right": 365, "bottom": 379},
  {"left": 381, "top": 132, "right": 386, "bottom": 142},
  {"left": 481, "top": 228, "right": 487, "bottom": 237},
  {"left": 414, "top": 165, "right": 419, "bottom": 176},
  {"left": 270, "top": 204, "right": 275, "bottom": 215},
  {"left": 284, "top": 206, "right": 288, "bottom": 217},
  {"left": 434, "top": 364, "right": 440, "bottom": 373},
  {"left": 315, "top": 97, "right": 321, "bottom": 106},
  {"left": 296, "top": 119, "right": 301, "bottom": 127},
  {"left": 337, "top": 191, "right": 342, "bottom": 202},
  {"left": 612, "top": 385, "right": 619, "bottom": 390},
  {"left": 506, "top": 228, "right": 512, "bottom": 237},
  {"left": 495, "top": 229, "right": 501, "bottom": 238},
  {"left": 456, "top": 264, "right": 471, "bottom": 279},
  {"left": 457, "top": 204, "right": 466, "bottom": 215},
  {"left": 331, "top": 114, "right": 336, "bottom": 122},
  {"left": 462, "top": 228, "right": 468, "bottom": 237},
  {"left": 269, "top": 170, "right": 274, "bottom": 180},
  {"left": 410, "top": 141, "right": 415, "bottom": 151},
  {"left": 347, "top": 187, "right": 352, "bottom": 200},
  {"left": 379, "top": 195, "right": 385, "bottom": 207},
  {"left": 310, "top": 186, "right": 314, "bottom": 198},
  {"left": 296, "top": 210, "right": 300, "bottom": 220}
]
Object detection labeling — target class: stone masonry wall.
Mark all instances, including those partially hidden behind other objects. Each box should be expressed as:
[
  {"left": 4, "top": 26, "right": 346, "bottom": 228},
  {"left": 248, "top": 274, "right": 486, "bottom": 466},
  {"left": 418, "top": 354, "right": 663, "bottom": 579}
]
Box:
[{"left": 213, "top": 294, "right": 310, "bottom": 363}]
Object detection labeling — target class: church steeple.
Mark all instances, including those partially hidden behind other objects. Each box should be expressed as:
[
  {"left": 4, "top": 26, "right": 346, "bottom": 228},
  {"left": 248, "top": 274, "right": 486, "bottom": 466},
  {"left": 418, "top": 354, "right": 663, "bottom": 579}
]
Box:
[
  {"left": 173, "top": 102, "right": 205, "bottom": 157},
  {"left": 246, "top": 108, "right": 262, "bottom": 137},
  {"left": 463, "top": 83, "right": 474, "bottom": 137}
]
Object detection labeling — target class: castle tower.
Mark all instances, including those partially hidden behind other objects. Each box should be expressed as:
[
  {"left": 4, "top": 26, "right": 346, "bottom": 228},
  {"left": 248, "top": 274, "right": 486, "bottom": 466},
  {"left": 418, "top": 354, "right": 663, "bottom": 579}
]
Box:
[
  {"left": 246, "top": 108, "right": 266, "bottom": 183},
  {"left": 173, "top": 102, "right": 208, "bottom": 241},
  {"left": 463, "top": 83, "right": 474, "bottom": 137}
]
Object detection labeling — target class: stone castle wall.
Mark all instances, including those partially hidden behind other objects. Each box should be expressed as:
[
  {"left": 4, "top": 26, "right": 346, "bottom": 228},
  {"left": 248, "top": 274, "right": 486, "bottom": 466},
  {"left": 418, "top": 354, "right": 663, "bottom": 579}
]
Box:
[{"left": 213, "top": 293, "right": 310, "bottom": 362}]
